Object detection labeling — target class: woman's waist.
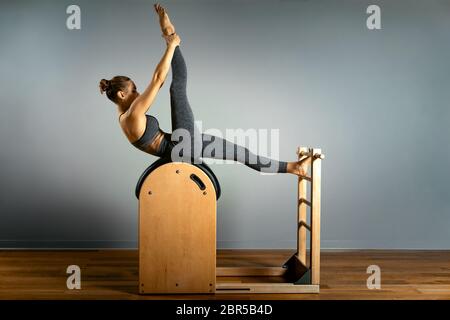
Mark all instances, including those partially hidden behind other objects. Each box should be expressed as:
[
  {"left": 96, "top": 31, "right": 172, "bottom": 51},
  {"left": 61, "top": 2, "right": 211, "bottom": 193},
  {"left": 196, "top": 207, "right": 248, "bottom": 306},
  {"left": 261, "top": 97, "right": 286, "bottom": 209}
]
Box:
[
  {"left": 156, "top": 132, "right": 172, "bottom": 154},
  {"left": 131, "top": 129, "right": 169, "bottom": 155}
]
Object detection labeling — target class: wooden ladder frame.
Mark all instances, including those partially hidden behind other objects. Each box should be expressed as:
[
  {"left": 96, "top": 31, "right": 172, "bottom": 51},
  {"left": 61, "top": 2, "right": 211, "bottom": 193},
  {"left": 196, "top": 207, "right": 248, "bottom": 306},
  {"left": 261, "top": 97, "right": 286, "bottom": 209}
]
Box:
[{"left": 216, "top": 147, "right": 324, "bottom": 294}]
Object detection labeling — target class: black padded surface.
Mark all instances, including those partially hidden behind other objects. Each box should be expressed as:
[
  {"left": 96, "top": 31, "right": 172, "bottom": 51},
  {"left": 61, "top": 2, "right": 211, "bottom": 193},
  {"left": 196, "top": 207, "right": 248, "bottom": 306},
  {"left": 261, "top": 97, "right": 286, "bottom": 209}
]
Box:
[{"left": 135, "top": 156, "right": 221, "bottom": 200}]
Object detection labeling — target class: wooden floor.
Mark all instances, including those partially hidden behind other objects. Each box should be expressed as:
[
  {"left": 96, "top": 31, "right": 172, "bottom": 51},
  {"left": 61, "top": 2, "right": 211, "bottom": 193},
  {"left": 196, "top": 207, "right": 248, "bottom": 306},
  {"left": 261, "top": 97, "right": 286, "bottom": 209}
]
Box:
[{"left": 0, "top": 250, "right": 449, "bottom": 300}]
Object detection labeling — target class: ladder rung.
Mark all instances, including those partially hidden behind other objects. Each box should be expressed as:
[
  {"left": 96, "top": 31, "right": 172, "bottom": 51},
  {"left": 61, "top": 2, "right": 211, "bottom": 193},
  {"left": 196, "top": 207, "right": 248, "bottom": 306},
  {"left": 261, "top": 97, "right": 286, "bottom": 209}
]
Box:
[
  {"left": 299, "top": 199, "right": 312, "bottom": 207},
  {"left": 299, "top": 221, "right": 311, "bottom": 231}
]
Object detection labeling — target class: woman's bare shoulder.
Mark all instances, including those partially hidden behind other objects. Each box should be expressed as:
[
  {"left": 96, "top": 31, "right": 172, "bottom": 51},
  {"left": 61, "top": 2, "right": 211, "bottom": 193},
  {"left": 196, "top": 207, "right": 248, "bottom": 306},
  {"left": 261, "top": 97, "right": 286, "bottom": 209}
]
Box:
[{"left": 119, "top": 112, "right": 146, "bottom": 142}]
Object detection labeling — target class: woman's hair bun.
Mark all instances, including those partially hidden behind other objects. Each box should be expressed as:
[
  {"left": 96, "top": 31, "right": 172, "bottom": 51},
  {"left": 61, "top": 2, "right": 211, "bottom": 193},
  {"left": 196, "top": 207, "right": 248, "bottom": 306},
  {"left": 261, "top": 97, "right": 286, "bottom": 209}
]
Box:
[
  {"left": 99, "top": 79, "right": 110, "bottom": 94},
  {"left": 99, "top": 76, "right": 130, "bottom": 102}
]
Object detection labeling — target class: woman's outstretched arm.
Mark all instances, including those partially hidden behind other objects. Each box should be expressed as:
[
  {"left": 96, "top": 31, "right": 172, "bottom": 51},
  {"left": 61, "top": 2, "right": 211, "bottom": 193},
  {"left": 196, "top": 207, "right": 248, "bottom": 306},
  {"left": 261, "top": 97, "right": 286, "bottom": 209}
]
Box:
[{"left": 128, "top": 35, "right": 180, "bottom": 116}]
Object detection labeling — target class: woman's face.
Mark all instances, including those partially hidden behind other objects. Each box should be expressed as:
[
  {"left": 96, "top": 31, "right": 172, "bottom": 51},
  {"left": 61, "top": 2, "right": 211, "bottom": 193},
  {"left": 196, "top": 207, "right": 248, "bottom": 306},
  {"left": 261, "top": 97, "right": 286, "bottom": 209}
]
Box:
[
  {"left": 129, "top": 81, "right": 140, "bottom": 100},
  {"left": 122, "top": 81, "right": 140, "bottom": 106}
]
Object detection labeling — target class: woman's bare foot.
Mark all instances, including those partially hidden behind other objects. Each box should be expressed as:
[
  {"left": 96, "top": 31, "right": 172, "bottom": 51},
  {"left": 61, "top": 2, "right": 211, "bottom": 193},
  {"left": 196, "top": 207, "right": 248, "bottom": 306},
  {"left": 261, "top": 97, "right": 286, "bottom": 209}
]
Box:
[
  {"left": 153, "top": 3, "right": 175, "bottom": 36},
  {"left": 286, "top": 158, "right": 310, "bottom": 177}
]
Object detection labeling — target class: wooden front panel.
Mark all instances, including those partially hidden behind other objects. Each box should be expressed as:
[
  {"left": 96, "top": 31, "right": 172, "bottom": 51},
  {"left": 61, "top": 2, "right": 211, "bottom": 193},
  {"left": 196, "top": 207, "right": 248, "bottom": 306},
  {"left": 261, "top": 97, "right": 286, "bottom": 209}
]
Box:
[{"left": 138, "top": 162, "right": 216, "bottom": 294}]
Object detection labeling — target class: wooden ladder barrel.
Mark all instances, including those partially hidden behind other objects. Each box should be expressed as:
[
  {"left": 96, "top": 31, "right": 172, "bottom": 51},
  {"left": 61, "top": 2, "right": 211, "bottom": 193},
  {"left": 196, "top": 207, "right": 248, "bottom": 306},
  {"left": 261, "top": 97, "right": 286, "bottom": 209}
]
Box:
[
  {"left": 136, "top": 158, "right": 220, "bottom": 294},
  {"left": 135, "top": 146, "right": 323, "bottom": 295}
]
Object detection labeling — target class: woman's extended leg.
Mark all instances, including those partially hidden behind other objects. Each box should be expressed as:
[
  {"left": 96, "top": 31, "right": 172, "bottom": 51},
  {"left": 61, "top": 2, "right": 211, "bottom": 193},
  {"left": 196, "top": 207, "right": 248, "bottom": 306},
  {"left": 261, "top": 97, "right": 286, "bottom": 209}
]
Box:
[
  {"left": 168, "top": 46, "right": 203, "bottom": 161},
  {"left": 200, "top": 133, "right": 288, "bottom": 174},
  {"left": 154, "top": 5, "right": 305, "bottom": 176}
]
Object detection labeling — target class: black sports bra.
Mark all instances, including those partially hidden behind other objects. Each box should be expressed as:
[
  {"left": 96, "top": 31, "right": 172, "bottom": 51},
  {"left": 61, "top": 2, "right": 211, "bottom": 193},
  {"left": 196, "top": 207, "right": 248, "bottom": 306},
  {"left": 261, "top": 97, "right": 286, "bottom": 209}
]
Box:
[{"left": 131, "top": 114, "right": 164, "bottom": 154}]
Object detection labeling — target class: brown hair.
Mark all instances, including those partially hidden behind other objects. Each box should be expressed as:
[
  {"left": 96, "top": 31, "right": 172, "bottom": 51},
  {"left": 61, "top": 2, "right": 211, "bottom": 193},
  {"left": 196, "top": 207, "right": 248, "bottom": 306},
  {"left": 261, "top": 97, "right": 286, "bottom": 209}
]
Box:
[{"left": 99, "top": 76, "right": 131, "bottom": 103}]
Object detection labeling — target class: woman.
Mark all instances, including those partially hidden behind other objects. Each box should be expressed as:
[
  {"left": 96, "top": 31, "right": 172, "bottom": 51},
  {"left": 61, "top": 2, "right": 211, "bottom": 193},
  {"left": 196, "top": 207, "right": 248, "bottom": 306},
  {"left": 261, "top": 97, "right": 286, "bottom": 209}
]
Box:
[{"left": 99, "top": 3, "right": 308, "bottom": 176}]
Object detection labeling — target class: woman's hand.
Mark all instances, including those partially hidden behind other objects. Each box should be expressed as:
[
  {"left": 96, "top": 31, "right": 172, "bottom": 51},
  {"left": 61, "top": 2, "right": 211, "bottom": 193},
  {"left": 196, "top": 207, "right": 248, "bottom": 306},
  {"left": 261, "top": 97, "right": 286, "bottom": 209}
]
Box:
[{"left": 164, "top": 33, "right": 181, "bottom": 48}]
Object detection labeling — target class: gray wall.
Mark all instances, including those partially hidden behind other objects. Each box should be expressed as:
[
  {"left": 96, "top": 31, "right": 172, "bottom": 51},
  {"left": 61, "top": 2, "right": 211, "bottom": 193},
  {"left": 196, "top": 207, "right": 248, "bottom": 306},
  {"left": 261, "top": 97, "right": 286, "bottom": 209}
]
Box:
[{"left": 1, "top": 0, "right": 449, "bottom": 249}]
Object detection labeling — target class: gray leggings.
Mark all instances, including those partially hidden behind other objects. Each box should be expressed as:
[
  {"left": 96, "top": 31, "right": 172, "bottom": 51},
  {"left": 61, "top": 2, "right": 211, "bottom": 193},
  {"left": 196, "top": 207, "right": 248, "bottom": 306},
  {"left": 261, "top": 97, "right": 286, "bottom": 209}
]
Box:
[{"left": 158, "top": 46, "right": 288, "bottom": 174}]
